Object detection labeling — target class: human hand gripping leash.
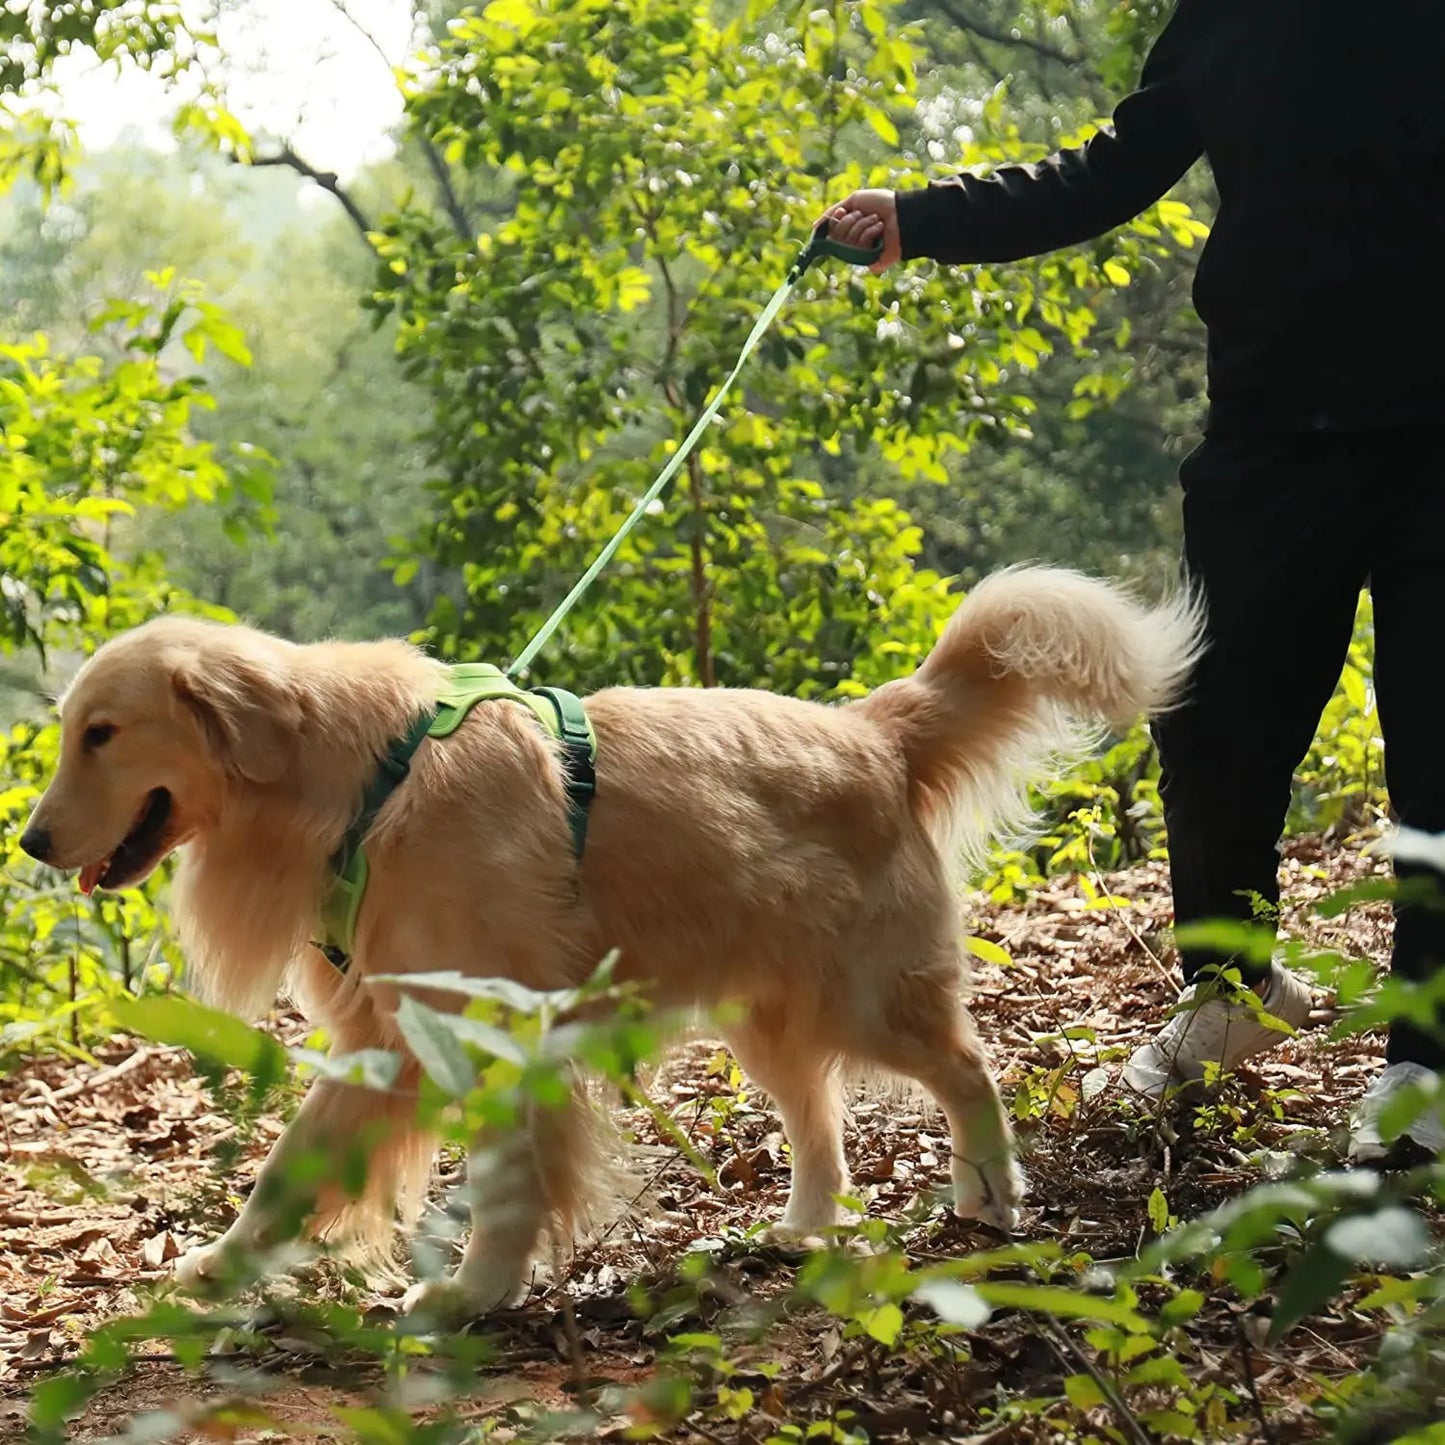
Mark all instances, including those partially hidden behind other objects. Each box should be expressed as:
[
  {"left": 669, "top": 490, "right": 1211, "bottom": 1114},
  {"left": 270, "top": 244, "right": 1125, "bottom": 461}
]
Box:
[{"left": 505, "top": 219, "right": 883, "bottom": 677}]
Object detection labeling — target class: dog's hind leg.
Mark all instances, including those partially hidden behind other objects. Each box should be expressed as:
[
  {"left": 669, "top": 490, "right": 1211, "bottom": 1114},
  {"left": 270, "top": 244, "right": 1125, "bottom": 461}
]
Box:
[
  {"left": 848, "top": 958, "right": 1021, "bottom": 1233},
  {"left": 725, "top": 1015, "right": 848, "bottom": 1238}
]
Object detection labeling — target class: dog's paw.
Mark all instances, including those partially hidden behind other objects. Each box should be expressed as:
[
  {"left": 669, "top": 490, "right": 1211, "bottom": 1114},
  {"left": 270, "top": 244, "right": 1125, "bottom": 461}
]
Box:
[
  {"left": 952, "top": 1154, "right": 1022, "bottom": 1234},
  {"left": 756, "top": 1220, "right": 830, "bottom": 1252},
  {"left": 173, "top": 1239, "right": 231, "bottom": 1289},
  {"left": 402, "top": 1269, "right": 523, "bottom": 1323}
]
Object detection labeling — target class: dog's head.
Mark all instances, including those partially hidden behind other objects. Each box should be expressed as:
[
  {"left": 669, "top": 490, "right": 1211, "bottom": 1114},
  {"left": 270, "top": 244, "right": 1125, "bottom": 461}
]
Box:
[{"left": 20, "top": 617, "right": 304, "bottom": 892}]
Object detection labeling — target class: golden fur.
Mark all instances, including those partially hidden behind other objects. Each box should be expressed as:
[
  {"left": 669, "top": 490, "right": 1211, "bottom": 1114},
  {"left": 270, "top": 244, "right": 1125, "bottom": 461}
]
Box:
[{"left": 23, "top": 566, "right": 1201, "bottom": 1315}]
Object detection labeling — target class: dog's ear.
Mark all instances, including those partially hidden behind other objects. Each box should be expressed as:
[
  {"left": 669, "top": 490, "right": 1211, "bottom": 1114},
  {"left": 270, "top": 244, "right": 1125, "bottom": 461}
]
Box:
[{"left": 170, "top": 640, "right": 304, "bottom": 785}]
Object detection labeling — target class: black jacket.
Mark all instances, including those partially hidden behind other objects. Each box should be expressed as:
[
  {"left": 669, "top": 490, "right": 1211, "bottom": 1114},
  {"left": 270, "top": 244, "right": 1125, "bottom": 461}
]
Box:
[{"left": 895, "top": 1, "right": 1445, "bottom": 432}]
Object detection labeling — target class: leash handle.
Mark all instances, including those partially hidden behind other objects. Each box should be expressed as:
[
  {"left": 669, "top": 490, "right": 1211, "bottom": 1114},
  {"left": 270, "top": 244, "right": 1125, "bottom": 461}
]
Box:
[{"left": 793, "top": 217, "right": 885, "bottom": 277}]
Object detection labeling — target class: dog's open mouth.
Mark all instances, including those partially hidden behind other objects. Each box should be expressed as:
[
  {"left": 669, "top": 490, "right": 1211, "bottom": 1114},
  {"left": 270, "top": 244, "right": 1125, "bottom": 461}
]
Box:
[{"left": 78, "top": 789, "right": 174, "bottom": 894}]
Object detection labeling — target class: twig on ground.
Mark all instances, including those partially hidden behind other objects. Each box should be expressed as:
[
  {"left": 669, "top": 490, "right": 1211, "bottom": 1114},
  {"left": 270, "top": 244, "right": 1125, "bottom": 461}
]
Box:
[
  {"left": 790, "top": 1343, "right": 867, "bottom": 1401},
  {"left": 689, "top": 1421, "right": 732, "bottom": 1445},
  {"left": 565, "top": 1147, "right": 684, "bottom": 1281},
  {"left": 5, "top": 1350, "right": 187, "bottom": 1372},
  {"left": 1234, "top": 1312, "right": 1278, "bottom": 1444},
  {"left": 1087, "top": 838, "right": 1174, "bottom": 987},
  {"left": 1043, "top": 1317, "right": 1155, "bottom": 1445},
  {"left": 619, "top": 1077, "right": 723, "bottom": 1195},
  {"left": 19, "top": 1047, "right": 169, "bottom": 1109}
]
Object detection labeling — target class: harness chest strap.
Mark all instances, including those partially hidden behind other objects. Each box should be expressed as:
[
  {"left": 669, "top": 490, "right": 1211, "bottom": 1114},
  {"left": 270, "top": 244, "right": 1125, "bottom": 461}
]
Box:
[{"left": 313, "top": 663, "right": 596, "bottom": 971}]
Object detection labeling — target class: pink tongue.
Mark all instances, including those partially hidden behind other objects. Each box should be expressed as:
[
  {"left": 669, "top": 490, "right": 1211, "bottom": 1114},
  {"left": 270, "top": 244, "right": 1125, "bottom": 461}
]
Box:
[{"left": 78, "top": 861, "right": 107, "bottom": 895}]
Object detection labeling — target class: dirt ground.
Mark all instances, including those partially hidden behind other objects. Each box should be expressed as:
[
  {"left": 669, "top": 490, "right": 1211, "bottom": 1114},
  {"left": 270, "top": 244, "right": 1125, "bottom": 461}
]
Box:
[{"left": 0, "top": 837, "right": 1432, "bottom": 1443}]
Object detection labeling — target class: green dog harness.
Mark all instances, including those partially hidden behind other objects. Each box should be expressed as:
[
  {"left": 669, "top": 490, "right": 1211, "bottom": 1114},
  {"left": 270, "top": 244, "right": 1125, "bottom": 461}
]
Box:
[{"left": 313, "top": 663, "right": 596, "bottom": 971}]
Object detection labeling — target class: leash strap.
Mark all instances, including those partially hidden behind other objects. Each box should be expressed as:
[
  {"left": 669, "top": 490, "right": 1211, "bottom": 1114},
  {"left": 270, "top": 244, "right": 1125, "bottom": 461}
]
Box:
[
  {"left": 312, "top": 223, "right": 881, "bottom": 970},
  {"left": 531, "top": 685, "right": 597, "bottom": 855},
  {"left": 506, "top": 221, "right": 881, "bottom": 678},
  {"left": 315, "top": 706, "right": 436, "bottom": 970}
]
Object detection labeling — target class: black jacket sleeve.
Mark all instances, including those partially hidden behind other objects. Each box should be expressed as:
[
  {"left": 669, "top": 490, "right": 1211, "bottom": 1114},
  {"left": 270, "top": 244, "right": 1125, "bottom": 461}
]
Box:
[{"left": 896, "top": 2, "right": 1204, "bottom": 264}]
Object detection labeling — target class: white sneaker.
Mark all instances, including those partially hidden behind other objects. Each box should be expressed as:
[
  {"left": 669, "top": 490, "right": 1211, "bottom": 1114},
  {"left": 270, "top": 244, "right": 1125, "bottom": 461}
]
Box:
[
  {"left": 1123, "top": 963, "right": 1315, "bottom": 1100},
  {"left": 1349, "top": 1062, "right": 1445, "bottom": 1162}
]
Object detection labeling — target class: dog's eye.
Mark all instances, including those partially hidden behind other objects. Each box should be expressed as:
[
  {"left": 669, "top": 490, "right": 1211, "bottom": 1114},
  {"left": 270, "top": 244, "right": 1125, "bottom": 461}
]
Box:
[{"left": 83, "top": 724, "right": 116, "bottom": 751}]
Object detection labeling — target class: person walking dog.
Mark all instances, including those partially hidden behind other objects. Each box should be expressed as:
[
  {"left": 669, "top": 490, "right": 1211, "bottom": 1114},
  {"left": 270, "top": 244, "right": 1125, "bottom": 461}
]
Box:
[{"left": 823, "top": 0, "right": 1445, "bottom": 1159}]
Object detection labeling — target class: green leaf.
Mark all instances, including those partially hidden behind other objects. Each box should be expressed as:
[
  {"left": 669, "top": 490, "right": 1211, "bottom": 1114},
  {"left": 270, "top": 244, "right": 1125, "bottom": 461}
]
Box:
[
  {"left": 1126, "top": 1353, "right": 1189, "bottom": 1388},
  {"left": 964, "top": 935, "right": 1012, "bottom": 968},
  {"left": 1063, "top": 1373, "right": 1105, "bottom": 1410},
  {"left": 1325, "top": 1207, "right": 1429, "bottom": 1268},
  {"left": 1158, "top": 1288, "right": 1205, "bottom": 1329},
  {"left": 1390, "top": 1423, "right": 1445, "bottom": 1445},
  {"left": 444, "top": 1011, "right": 529, "bottom": 1066},
  {"left": 112, "top": 996, "right": 286, "bottom": 1084},
  {"left": 394, "top": 994, "right": 476, "bottom": 1097},
  {"left": 1355, "top": 1275, "right": 1430, "bottom": 1311},
  {"left": 201, "top": 317, "right": 253, "bottom": 366},
  {"left": 371, "top": 970, "right": 552, "bottom": 1014},
  {"left": 862, "top": 1302, "right": 905, "bottom": 1346},
  {"left": 668, "top": 1332, "right": 723, "bottom": 1354},
  {"left": 1267, "top": 1241, "right": 1354, "bottom": 1343},
  {"left": 1147, "top": 1186, "right": 1169, "bottom": 1234},
  {"left": 28, "top": 1371, "right": 97, "bottom": 1430},
  {"left": 1103, "top": 259, "right": 1130, "bottom": 286},
  {"left": 867, "top": 109, "right": 900, "bottom": 146},
  {"left": 973, "top": 1282, "right": 1149, "bottom": 1332},
  {"left": 291, "top": 1047, "right": 402, "bottom": 1090}
]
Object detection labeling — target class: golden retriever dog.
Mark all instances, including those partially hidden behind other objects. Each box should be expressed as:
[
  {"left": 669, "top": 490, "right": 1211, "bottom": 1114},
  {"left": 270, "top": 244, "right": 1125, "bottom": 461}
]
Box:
[{"left": 20, "top": 566, "right": 1199, "bottom": 1316}]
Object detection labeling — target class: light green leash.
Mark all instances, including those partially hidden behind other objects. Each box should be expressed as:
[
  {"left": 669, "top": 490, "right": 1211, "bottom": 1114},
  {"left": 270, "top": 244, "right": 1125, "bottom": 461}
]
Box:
[{"left": 506, "top": 220, "right": 882, "bottom": 677}]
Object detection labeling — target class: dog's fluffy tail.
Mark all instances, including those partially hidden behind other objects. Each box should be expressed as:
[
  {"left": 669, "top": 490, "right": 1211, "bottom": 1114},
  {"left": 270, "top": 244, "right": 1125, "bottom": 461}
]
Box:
[{"left": 858, "top": 566, "right": 1203, "bottom": 871}]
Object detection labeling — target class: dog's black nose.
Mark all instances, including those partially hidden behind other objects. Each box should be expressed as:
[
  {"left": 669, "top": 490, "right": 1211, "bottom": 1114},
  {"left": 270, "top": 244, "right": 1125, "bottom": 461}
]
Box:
[{"left": 19, "top": 825, "right": 52, "bottom": 863}]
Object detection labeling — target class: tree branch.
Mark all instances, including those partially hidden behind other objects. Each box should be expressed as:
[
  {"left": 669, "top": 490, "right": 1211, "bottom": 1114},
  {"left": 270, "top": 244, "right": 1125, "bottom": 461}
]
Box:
[
  {"left": 327, "top": 0, "right": 402, "bottom": 72},
  {"left": 249, "top": 146, "right": 377, "bottom": 250},
  {"left": 321, "top": 0, "right": 476, "bottom": 240},
  {"left": 923, "top": 0, "right": 1083, "bottom": 70},
  {"left": 418, "top": 135, "right": 475, "bottom": 240}
]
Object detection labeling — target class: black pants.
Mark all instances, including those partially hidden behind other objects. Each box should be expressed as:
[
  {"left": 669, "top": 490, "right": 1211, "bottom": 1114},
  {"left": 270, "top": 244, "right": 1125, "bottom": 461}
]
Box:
[{"left": 1153, "top": 427, "right": 1445, "bottom": 1071}]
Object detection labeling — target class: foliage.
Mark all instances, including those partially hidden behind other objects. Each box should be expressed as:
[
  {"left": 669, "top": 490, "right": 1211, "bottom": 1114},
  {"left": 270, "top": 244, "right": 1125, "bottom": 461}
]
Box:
[
  {"left": 147, "top": 216, "right": 445, "bottom": 641},
  {"left": 0, "top": 278, "right": 266, "bottom": 1052},
  {"left": 0, "top": 0, "right": 207, "bottom": 198},
  {"left": 19, "top": 883, "right": 1445, "bottom": 1445},
  {"left": 0, "top": 150, "right": 445, "bottom": 642},
  {"left": 1294, "top": 592, "right": 1384, "bottom": 836}
]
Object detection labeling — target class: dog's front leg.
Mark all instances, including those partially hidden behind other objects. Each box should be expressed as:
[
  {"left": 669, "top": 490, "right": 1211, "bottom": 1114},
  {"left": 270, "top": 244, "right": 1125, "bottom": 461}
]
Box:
[
  {"left": 723, "top": 1020, "right": 849, "bottom": 1240},
  {"left": 402, "top": 1126, "right": 546, "bottom": 1319},
  {"left": 402, "top": 1075, "right": 600, "bottom": 1322},
  {"left": 174, "top": 1077, "right": 407, "bottom": 1288}
]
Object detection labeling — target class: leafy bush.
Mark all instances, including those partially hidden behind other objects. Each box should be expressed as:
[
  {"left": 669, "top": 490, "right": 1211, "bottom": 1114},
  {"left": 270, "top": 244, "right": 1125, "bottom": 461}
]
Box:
[{"left": 0, "top": 278, "right": 267, "bottom": 1053}]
